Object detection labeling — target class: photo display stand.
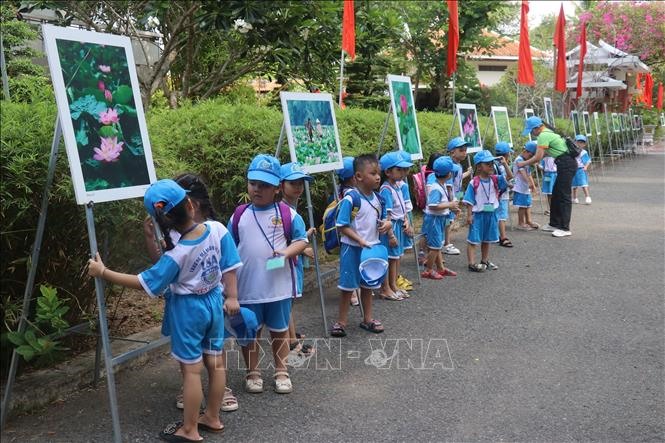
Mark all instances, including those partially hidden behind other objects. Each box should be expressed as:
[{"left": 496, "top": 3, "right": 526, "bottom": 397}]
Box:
[
  {"left": 273, "top": 122, "right": 330, "bottom": 336},
  {"left": 603, "top": 105, "right": 616, "bottom": 167},
  {"left": 377, "top": 96, "right": 423, "bottom": 287},
  {"left": 521, "top": 108, "right": 544, "bottom": 215}
]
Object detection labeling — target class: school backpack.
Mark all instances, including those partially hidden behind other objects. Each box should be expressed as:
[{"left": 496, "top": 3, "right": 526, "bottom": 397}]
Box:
[
  {"left": 471, "top": 175, "right": 504, "bottom": 198},
  {"left": 412, "top": 165, "right": 429, "bottom": 210},
  {"left": 230, "top": 202, "right": 296, "bottom": 296},
  {"left": 320, "top": 189, "right": 383, "bottom": 254}
]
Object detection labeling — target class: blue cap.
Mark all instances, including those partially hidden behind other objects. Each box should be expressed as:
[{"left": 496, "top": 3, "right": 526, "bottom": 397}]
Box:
[
  {"left": 144, "top": 179, "right": 187, "bottom": 218},
  {"left": 432, "top": 156, "right": 454, "bottom": 176},
  {"left": 336, "top": 156, "right": 355, "bottom": 181},
  {"left": 280, "top": 162, "right": 313, "bottom": 182},
  {"left": 224, "top": 307, "right": 259, "bottom": 347},
  {"left": 524, "top": 141, "right": 538, "bottom": 154},
  {"left": 398, "top": 150, "right": 412, "bottom": 163},
  {"left": 247, "top": 154, "right": 281, "bottom": 186},
  {"left": 575, "top": 134, "right": 587, "bottom": 142},
  {"left": 447, "top": 136, "right": 470, "bottom": 152},
  {"left": 359, "top": 244, "right": 389, "bottom": 287},
  {"left": 473, "top": 150, "right": 498, "bottom": 166},
  {"left": 522, "top": 116, "right": 543, "bottom": 136},
  {"left": 495, "top": 141, "right": 513, "bottom": 155},
  {"left": 379, "top": 151, "right": 413, "bottom": 171}
]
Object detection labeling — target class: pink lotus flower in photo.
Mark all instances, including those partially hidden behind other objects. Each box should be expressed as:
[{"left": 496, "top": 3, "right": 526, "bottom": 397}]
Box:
[
  {"left": 98, "top": 80, "right": 105, "bottom": 91},
  {"left": 98, "top": 108, "right": 119, "bottom": 125},
  {"left": 98, "top": 64, "right": 111, "bottom": 73},
  {"left": 104, "top": 89, "right": 113, "bottom": 102},
  {"left": 463, "top": 113, "right": 476, "bottom": 136},
  {"left": 400, "top": 94, "right": 408, "bottom": 114},
  {"left": 93, "top": 136, "right": 124, "bottom": 163}
]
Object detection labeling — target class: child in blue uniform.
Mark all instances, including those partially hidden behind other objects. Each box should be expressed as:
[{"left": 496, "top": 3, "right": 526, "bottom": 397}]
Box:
[
  {"left": 538, "top": 156, "right": 557, "bottom": 215},
  {"left": 463, "top": 150, "right": 508, "bottom": 272},
  {"left": 494, "top": 142, "right": 514, "bottom": 247},
  {"left": 89, "top": 179, "right": 241, "bottom": 442},
  {"left": 512, "top": 141, "right": 539, "bottom": 230},
  {"left": 445, "top": 137, "right": 473, "bottom": 255},
  {"left": 571, "top": 135, "right": 592, "bottom": 204},
  {"left": 396, "top": 150, "right": 415, "bottom": 292}
]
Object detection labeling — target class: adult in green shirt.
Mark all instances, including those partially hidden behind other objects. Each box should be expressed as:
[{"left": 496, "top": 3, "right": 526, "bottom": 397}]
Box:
[{"left": 518, "top": 116, "right": 577, "bottom": 237}]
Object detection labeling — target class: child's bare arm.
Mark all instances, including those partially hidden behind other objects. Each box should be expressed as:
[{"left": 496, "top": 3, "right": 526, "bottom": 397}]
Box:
[
  {"left": 143, "top": 217, "right": 162, "bottom": 263},
  {"left": 276, "top": 239, "right": 308, "bottom": 259},
  {"left": 339, "top": 226, "right": 370, "bottom": 248},
  {"left": 88, "top": 253, "right": 142, "bottom": 290},
  {"left": 222, "top": 269, "right": 240, "bottom": 316}
]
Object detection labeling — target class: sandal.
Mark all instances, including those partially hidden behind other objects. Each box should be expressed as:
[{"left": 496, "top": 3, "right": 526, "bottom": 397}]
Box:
[
  {"left": 421, "top": 270, "right": 443, "bottom": 280},
  {"left": 221, "top": 387, "right": 238, "bottom": 412},
  {"left": 481, "top": 260, "right": 498, "bottom": 270},
  {"left": 273, "top": 371, "right": 293, "bottom": 394},
  {"left": 437, "top": 268, "right": 457, "bottom": 277},
  {"left": 516, "top": 225, "right": 534, "bottom": 231},
  {"left": 350, "top": 291, "right": 360, "bottom": 306},
  {"left": 528, "top": 222, "right": 540, "bottom": 229},
  {"left": 380, "top": 291, "right": 403, "bottom": 301},
  {"left": 499, "top": 238, "right": 513, "bottom": 248},
  {"left": 197, "top": 418, "right": 225, "bottom": 433},
  {"left": 396, "top": 289, "right": 410, "bottom": 299},
  {"left": 330, "top": 322, "right": 347, "bottom": 337},
  {"left": 295, "top": 332, "right": 306, "bottom": 340},
  {"left": 468, "top": 263, "right": 486, "bottom": 273},
  {"left": 244, "top": 371, "right": 263, "bottom": 393},
  {"left": 159, "top": 421, "right": 203, "bottom": 443},
  {"left": 359, "top": 319, "right": 384, "bottom": 334}
]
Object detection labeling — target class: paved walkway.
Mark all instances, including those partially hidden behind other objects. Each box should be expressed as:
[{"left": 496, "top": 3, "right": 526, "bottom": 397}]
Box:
[{"left": 2, "top": 150, "right": 664, "bottom": 442}]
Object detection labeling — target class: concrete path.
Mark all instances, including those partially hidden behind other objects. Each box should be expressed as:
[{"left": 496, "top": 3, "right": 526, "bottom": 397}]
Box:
[{"left": 2, "top": 150, "right": 664, "bottom": 442}]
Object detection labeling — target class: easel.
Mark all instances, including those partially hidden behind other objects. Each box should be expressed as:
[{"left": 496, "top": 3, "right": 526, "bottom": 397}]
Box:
[
  {"left": 603, "top": 106, "right": 617, "bottom": 168},
  {"left": 377, "top": 100, "right": 423, "bottom": 287},
  {"left": 274, "top": 123, "right": 330, "bottom": 336},
  {"left": 0, "top": 116, "right": 170, "bottom": 443}
]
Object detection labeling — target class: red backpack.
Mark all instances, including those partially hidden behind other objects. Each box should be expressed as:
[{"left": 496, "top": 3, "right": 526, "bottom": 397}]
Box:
[{"left": 412, "top": 165, "right": 430, "bottom": 210}]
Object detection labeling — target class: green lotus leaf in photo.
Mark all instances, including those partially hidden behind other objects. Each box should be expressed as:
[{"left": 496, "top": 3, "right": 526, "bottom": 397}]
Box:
[
  {"left": 98, "top": 125, "right": 117, "bottom": 138},
  {"left": 113, "top": 85, "right": 133, "bottom": 105},
  {"left": 69, "top": 95, "right": 106, "bottom": 120}
]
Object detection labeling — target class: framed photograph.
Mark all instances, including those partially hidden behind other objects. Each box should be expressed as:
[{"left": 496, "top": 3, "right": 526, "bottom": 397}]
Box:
[
  {"left": 456, "top": 103, "right": 482, "bottom": 153},
  {"left": 543, "top": 97, "right": 555, "bottom": 127},
  {"left": 570, "top": 111, "right": 581, "bottom": 136},
  {"left": 524, "top": 108, "right": 535, "bottom": 141},
  {"left": 660, "top": 113, "right": 665, "bottom": 127},
  {"left": 611, "top": 113, "right": 620, "bottom": 133},
  {"left": 582, "top": 111, "right": 592, "bottom": 136},
  {"left": 491, "top": 106, "right": 513, "bottom": 148},
  {"left": 593, "top": 112, "right": 602, "bottom": 135},
  {"left": 633, "top": 115, "right": 640, "bottom": 131},
  {"left": 387, "top": 74, "right": 423, "bottom": 160},
  {"left": 42, "top": 25, "right": 156, "bottom": 205},
  {"left": 280, "top": 92, "right": 343, "bottom": 174}
]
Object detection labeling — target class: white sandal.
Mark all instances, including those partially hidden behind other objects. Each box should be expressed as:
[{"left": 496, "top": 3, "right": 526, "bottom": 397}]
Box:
[
  {"left": 273, "top": 371, "right": 293, "bottom": 394},
  {"left": 221, "top": 387, "right": 238, "bottom": 412},
  {"left": 245, "top": 371, "right": 263, "bottom": 393}
]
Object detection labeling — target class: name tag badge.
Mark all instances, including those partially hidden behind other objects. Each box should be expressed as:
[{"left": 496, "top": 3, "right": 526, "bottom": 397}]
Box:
[
  {"left": 483, "top": 203, "right": 495, "bottom": 212},
  {"left": 266, "top": 255, "right": 286, "bottom": 271}
]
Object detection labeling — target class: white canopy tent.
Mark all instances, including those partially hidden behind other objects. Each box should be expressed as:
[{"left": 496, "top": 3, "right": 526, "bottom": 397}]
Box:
[{"left": 566, "top": 40, "right": 650, "bottom": 73}]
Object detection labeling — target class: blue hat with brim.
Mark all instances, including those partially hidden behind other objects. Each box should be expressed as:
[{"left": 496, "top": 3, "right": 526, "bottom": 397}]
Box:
[
  {"left": 432, "top": 156, "right": 454, "bottom": 176},
  {"left": 522, "top": 116, "right": 544, "bottom": 136},
  {"left": 224, "top": 307, "right": 259, "bottom": 347},
  {"left": 575, "top": 134, "right": 587, "bottom": 142},
  {"left": 380, "top": 151, "right": 413, "bottom": 171},
  {"left": 473, "top": 150, "right": 498, "bottom": 166},
  {"left": 524, "top": 141, "right": 538, "bottom": 154},
  {"left": 144, "top": 179, "right": 187, "bottom": 218},
  {"left": 495, "top": 141, "right": 513, "bottom": 155},
  {"left": 359, "top": 244, "right": 389, "bottom": 287},
  {"left": 247, "top": 154, "right": 281, "bottom": 186},
  {"left": 398, "top": 150, "right": 413, "bottom": 164},
  {"left": 280, "top": 162, "right": 313, "bottom": 182},
  {"left": 447, "top": 136, "right": 470, "bottom": 152},
  {"left": 336, "top": 156, "right": 355, "bottom": 180}
]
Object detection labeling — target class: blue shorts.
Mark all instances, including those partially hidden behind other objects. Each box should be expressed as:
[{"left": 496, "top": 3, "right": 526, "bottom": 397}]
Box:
[
  {"left": 467, "top": 211, "right": 499, "bottom": 245},
  {"left": 381, "top": 219, "right": 404, "bottom": 259},
  {"left": 424, "top": 214, "right": 446, "bottom": 249},
  {"left": 242, "top": 298, "right": 292, "bottom": 333},
  {"left": 541, "top": 172, "right": 557, "bottom": 194},
  {"left": 572, "top": 168, "right": 588, "bottom": 187},
  {"left": 513, "top": 191, "right": 532, "bottom": 208},
  {"left": 161, "top": 290, "right": 173, "bottom": 337},
  {"left": 338, "top": 242, "right": 381, "bottom": 291},
  {"left": 169, "top": 290, "right": 225, "bottom": 364},
  {"left": 497, "top": 199, "right": 509, "bottom": 222}
]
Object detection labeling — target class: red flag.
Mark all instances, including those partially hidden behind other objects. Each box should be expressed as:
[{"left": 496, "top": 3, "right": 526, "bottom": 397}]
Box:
[
  {"left": 644, "top": 73, "right": 654, "bottom": 108},
  {"left": 657, "top": 83, "right": 663, "bottom": 110},
  {"left": 517, "top": 0, "right": 535, "bottom": 86},
  {"left": 341, "top": 0, "right": 355, "bottom": 60},
  {"left": 446, "top": 0, "right": 459, "bottom": 77},
  {"left": 553, "top": 4, "right": 567, "bottom": 93},
  {"left": 576, "top": 21, "right": 587, "bottom": 98}
]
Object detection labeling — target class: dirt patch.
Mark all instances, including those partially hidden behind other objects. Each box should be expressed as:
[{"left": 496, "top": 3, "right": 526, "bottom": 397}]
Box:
[{"left": 104, "top": 288, "right": 164, "bottom": 337}]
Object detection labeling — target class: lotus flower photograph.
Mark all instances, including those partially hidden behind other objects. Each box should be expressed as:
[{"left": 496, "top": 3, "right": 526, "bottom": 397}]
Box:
[{"left": 388, "top": 75, "right": 422, "bottom": 160}]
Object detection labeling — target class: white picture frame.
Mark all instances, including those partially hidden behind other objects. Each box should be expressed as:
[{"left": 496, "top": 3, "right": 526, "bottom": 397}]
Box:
[
  {"left": 280, "top": 92, "right": 343, "bottom": 174},
  {"left": 42, "top": 24, "right": 156, "bottom": 205},
  {"left": 387, "top": 74, "right": 423, "bottom": 161},
  {"left": 570, "top": 110, "right": 581, "bottom": 136},
  {"left": 456, "top": 103, "right": 482, "bottom": 153},
  {"left": 611, "top": 113, "right": 620, "bottom": 133},
  {"left": 593, "top": 111, "right": 602, "bottom": 135},
  {"left": 543, "top": 97, "right": 555, "bottom": 127},
  {"left": 582, "top": 111, "right": 592, "bottom": 136},
  {"left": 490, "top": 106, "right": 513, "bottom": 148},
  {"left": 524, "top": 108, "right": 535, "bottom": 141},
  {"left": 660, "top": 113, "right": 665, "bottom": 127}
]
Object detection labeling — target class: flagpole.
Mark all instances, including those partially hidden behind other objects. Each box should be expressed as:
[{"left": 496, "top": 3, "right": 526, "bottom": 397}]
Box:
[{"left": 338, "top": 50, "right": 345, "bottom": 108}]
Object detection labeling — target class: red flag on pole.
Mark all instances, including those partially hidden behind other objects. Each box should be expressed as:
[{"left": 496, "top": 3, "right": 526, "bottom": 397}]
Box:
[
  {"left": 576, "top": 21, "right": 587, "bottom": 99},
  {"left": 517, "top": 0, "right": 535, "bottom": 86},
  {"left": 553, "top": 3, "right": 567, "bottom": 93},
  {"left": 644, "top": 73, "right": 654, "bottom": 108},
  {"left": 657, "top": 82, "right": 663, "bottom": 110},
  {"left": 342, "top": 0, "right": 355, "bottom": 60},
  {"left": 446, "top": 0, "right": 459, "bottom": 77}
]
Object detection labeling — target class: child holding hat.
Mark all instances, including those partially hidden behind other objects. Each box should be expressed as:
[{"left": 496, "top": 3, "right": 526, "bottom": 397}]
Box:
[
  {"left": 463, "top": 150, "right": 508, "bottom": 272},
  {"left": 571, "top": 135, "right": 592, "bottom": 205},
  {"left": 88, "top": 179, "right": 242, "bottom": 441},
  {"left": 493, "top": 142, "right": 515, "bottom": 247}
]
